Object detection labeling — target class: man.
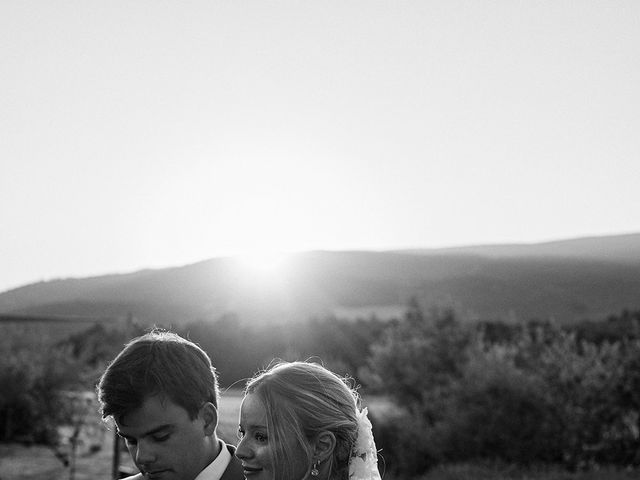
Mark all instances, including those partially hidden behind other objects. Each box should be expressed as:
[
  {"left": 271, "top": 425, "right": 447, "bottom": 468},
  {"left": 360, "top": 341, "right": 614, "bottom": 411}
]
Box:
[{"left": 97, "top": 330, "right": 244, "bottom": 480}]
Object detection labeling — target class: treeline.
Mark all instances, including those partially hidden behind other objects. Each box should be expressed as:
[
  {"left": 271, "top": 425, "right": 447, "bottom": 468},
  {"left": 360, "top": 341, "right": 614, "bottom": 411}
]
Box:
[
  {"left": 180, "top": 314, "right": 390, "bottom": 386},
  {"left": 365, "top": 303, "right": 640, "bottom": 476},
  {"left": 1, "top": 307, "right": 639, "bottom": 477}
]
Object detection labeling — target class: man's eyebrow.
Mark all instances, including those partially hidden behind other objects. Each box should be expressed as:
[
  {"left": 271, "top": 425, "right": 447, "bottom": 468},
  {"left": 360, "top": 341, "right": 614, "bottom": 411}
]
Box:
[{"left": 117, "top": 424, "right": 174, "bottom": 438}]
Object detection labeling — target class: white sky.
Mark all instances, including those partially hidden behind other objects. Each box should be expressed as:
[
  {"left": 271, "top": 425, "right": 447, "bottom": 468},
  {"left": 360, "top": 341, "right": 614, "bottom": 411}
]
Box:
[{"left": 1, "top": 0, "right": 639, "bottom": 292}]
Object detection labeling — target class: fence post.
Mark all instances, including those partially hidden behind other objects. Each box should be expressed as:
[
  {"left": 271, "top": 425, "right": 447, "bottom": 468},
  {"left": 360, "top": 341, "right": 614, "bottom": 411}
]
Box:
[{"left": 112, "top": 429, "right": 120, "bottom": 480}]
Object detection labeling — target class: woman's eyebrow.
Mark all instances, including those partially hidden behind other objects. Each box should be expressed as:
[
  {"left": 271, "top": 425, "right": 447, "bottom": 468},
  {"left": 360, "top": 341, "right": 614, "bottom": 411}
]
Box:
[{"left": 240, "top": 422, "right": 267, "bottom": 429}]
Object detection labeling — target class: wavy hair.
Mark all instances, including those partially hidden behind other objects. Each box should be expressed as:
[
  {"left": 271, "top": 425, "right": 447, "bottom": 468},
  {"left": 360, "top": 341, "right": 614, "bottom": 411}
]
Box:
[{"left": 244, "top": 361, "right": 360, "bottom": 480}]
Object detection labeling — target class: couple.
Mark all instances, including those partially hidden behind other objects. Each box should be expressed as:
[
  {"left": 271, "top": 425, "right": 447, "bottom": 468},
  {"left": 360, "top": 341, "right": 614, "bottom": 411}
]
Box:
[{"left": 97, "top": 330, "right": 382, "bottom": 480}]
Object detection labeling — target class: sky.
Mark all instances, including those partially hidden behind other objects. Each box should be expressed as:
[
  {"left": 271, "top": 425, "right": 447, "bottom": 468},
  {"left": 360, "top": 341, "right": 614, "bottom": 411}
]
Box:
[{"left": 1, "top": 0, "right": 639, "bottom": 293}]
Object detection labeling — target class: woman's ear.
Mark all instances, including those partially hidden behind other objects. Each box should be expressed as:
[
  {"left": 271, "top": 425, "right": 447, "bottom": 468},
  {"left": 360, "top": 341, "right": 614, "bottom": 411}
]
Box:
[
  {"left": 314, "top": 431, "right": 337, "bottom": 462},
  {"left": 201, "top": 402, "right": 219, "bottom": 436}
]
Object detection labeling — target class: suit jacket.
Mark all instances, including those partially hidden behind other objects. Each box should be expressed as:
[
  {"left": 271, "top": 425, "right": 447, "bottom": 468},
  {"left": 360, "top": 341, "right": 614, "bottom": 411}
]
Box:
[
  {"left": 121, "top": 443, "right": 244, "bottom": 480},
  {"left": 220, "top": 445, "right": 245, "bottom": 480}
]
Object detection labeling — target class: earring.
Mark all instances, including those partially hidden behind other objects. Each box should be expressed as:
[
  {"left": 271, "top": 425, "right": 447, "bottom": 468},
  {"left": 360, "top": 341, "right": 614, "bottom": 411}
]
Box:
[{"left": 311, "top": 461, "right": 319, "bottom": 476}]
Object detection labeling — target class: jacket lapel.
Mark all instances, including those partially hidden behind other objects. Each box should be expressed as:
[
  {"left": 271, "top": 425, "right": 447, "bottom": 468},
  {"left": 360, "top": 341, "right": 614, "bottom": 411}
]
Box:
[{"left": 220, "top": 444, "right": 245, "bottom": 480}]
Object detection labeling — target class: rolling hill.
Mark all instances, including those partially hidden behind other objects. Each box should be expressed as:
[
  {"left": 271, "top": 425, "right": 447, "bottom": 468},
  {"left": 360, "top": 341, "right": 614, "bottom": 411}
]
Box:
[
  {"left": 1, "top": 233, "right": 639, "bottom": 325},
  {"left": 401, "top": 232, "right": 640, "bottom": 262}
]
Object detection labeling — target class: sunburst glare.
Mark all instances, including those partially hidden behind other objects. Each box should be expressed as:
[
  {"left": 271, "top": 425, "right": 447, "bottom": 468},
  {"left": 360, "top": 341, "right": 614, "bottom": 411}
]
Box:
[{"left": 234, "top": 250, "right": 290, "bottom": 276}]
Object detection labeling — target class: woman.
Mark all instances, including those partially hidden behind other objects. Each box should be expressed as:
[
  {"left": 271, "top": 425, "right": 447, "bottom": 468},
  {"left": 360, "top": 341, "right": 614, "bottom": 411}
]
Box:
[{"left": 236, "top": 361, "right": 382, "bottom": 480}]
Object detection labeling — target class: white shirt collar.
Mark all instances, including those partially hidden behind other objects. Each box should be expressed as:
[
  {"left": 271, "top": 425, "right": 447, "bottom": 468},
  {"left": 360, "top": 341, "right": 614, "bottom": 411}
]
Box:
[{"left": 193, "top": 440, "right": 232, "bottom": 480}]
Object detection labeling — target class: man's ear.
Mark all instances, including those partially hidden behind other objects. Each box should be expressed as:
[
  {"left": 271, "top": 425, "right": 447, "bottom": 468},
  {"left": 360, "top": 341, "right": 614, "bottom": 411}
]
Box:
[
  {"left": 314, "top": 431, "right": 337, "bottom": 463},
  {"left": 201, "top": 402, "right": 218, "bottom": 436}
]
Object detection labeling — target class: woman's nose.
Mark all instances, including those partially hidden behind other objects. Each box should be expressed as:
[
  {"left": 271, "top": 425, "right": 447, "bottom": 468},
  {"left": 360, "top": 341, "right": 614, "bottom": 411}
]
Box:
[{"left": 235, "top": 436, "right": 251, "bottom": 460}]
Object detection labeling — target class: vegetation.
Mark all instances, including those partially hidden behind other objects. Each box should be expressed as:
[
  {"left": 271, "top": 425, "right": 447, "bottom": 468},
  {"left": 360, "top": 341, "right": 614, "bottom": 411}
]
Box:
[
  {"left": 0, "top": 325, "right": 83, "bottom": 444},
  {"left": 365, "top": 304, "right": 640, "bottom": 477},
  {"left": 1, "top": 307, "right": 640, "bottom": 479},
  {"left": 182, "top": 314, "right": 389, "bottom": 385}
]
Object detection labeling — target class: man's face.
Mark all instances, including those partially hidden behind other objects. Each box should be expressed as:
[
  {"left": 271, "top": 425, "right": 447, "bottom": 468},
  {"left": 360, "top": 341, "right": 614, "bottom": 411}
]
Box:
[{"left": 115, "top": 395, "right": 215, "bottom": 480}]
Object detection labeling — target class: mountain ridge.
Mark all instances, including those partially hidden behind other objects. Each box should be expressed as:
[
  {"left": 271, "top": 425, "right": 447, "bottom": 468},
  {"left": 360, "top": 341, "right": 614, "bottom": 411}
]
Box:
[
  {"left": 1, "top": 233, "right": 639, "bottom": 325},
  {"left": 397, "top": 232, "right": 640, "bottom": 262}
]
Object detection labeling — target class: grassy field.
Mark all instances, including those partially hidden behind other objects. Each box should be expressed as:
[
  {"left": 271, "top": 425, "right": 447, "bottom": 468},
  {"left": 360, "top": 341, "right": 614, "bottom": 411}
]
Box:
[
  {"left": 1, "top": 389, "right": 636, "bottom": 480},
  {"left": 0, "top": 432, "right": 115, "bottom": 480},
  {"left": 217, "top": 388, "right": 244, "bottom": 443}
]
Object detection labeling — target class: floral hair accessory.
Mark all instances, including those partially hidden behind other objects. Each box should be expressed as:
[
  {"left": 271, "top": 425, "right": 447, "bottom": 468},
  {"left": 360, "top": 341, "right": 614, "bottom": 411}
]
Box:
[{"left": 348, "top": 407, "right": 381, "bottom": 480}]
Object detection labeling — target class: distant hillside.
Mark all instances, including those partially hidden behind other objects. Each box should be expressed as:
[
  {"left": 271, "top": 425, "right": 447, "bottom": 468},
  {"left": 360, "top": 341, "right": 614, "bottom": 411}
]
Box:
[
  {"left": 402, "top": 232, "right": 640, "bottom": 263},
  {"left": 1, "top": 234, "right": 639, "bottom": 325}
]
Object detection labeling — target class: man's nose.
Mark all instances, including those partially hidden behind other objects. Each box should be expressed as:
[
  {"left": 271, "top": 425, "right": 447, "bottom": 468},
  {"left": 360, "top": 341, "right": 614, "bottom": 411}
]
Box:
[{"left": 135, "top": 440, "right": 157, "bottom": 465}]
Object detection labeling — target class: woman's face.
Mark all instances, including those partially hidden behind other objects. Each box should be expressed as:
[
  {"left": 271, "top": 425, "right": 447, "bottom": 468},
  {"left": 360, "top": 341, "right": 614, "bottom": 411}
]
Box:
[{"left": 236, "top": 393, "right": 311, "bottom": 480}]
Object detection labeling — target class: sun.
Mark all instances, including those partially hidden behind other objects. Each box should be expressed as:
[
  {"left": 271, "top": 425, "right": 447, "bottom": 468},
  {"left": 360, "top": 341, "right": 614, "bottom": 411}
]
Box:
[{"left": 234, "top": 250, "right": 289, "bottom": 276}]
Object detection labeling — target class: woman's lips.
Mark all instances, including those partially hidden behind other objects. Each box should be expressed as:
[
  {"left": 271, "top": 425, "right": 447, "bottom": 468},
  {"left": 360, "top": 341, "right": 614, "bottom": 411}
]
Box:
[{"left": 242, "top": 465, "right": 263, "bottom": 475}]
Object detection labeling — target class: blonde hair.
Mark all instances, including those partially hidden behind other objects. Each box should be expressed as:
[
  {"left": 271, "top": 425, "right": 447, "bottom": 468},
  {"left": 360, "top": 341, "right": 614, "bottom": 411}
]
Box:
[{"left": 245, "top": 361, "right": 360, "bottom": 480}]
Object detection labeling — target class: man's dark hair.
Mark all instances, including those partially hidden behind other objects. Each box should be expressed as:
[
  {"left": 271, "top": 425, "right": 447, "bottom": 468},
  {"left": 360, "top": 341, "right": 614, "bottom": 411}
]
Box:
[{"left": 97, "top": 329, "right": 219, "bottom": 422}]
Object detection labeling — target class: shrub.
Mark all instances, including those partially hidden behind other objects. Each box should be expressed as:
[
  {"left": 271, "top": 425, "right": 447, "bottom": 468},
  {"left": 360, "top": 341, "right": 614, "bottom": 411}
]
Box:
[
  {"left": 436, "top": 344, "right": 563, "bottom": 464},
  {"left": 0, "top": 329, "right": 85, "bottom": 444},
  {"left": 365, "top": 303, "right": 640, "bottom": 476},
  {"left": 369, "top": 407, "right": 434, "bottom": 477}
]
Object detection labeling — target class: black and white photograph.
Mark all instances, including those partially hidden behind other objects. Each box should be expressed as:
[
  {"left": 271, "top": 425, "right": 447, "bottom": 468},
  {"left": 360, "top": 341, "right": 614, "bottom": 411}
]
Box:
[{"left": 1, "top": 2, "right": 639, "bottom": 479}]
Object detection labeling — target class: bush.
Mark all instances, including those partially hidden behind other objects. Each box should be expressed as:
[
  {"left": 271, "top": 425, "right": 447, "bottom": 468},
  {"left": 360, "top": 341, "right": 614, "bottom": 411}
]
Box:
[
  {"left": 0, "top": 327, "right": 86, "bottom": 444},
  {"left": 365, "top": 303, "right": 640, "bottom": 476},
  {"left": 365, "top": 301, "right": 471, "bottom": 422},
  {"left": 369, "top": 408, "right": 434, "bottom": 477},
  {"left": 436, "top": 345, "right": 563, "bottom": 464}
]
